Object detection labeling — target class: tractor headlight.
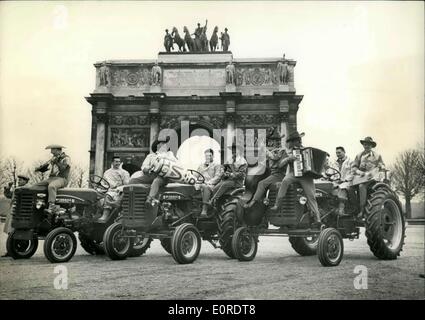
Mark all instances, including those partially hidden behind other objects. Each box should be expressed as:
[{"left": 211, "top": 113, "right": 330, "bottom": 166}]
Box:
[
  {"left": 299, "top": 196, "right": 307, "bottom": 205},
  {"left": 35, "top": 199, "right": 45, "bottom": 209}
]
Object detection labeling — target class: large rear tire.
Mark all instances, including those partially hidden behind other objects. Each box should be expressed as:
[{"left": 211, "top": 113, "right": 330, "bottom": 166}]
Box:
[
  {"left": 171, "top": 223, "right": 201, "bottom": 264},
  {"left": 6, "top": 231, "right": 39, "bottom": 259},
  {"left": 103, "top": 222, "right": 132, "bottom": 260},
  {"left": 78, "top": 233, "right": 105, "bottom": 255},
  {"left": 43, "top": 227, "right": 77, "bottom": 263},
  {"left": 289, "top": 235, "right": 318, "bottom": 256},
  {"left": 160, "top": 238, "right": 172, "bottom": 254},
  {"left": 129, "top": 235, "right": 152, "bottom": 257},
  {"left": 217, "top": 200, "right": 241, "bottom": 259},
  {"left": 365, "top": 186, "right": 405, "bottom": 260}
]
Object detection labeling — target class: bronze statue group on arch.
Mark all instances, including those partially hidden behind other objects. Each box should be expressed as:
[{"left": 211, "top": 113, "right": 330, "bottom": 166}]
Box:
[{"left": 163, "top": 20, "right": 230, "bottom": 53}]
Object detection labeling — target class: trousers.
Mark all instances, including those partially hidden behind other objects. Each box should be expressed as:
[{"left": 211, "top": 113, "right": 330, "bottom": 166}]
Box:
[
  {"left": 129, "top": 172, "right": 167, "bottom": 199},
  {"left": 252, "top": 172, "right": 285, "bottom": 202},
  {"left": 35, "top": 177, "right": 68, "bottom": 203},
  {"left": 275, "top": 173, "right": 320, "bottom": 217}
]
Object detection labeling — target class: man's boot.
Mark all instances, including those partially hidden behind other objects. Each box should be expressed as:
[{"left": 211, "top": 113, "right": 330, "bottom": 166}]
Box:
[
  {"left": 337, "top": 201, "right": 349, "bottom": 217},
  {"left": 243, "top": 199, "right": 258, "bottom": 209},
  {"left": 270, "top": 198, "right": 284, "bottom": 212},
  {"left": 98, "top": 208, "right": 111, "bottom": 222},
  {"left": 44, "top": 203, "right": 59, "bottom": 214},
  {"left": 199, "top": 204, "right": 209, "bottom": 218}
]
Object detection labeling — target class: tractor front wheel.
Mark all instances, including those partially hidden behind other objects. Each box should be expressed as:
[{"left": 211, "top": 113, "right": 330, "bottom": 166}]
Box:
[
  {"left": 171, "top": 223, "right": 201, "bottom": 264},
  {"left": 103, "top": 222, "right": 132, "bottom": 260},
  {"left": 43, "top": 227, "right": 77, "bottom": 263},
  {"left": 317, "top": 228, "right": 344, "bottom": 267},
  {"left": 231, "top": 227, "right": 258, "bottom": 262}
]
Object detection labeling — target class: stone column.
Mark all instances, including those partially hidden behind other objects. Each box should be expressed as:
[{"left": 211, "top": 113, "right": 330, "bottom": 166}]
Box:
[
  {"left": 279, "top": 99, "right": 290, "bottom": 146},
  {"left": 145, "top": 93, "right": 164, "bottom": 149},
  {"left": 94, "top": 104, "right": 108, "bottom": 176}
]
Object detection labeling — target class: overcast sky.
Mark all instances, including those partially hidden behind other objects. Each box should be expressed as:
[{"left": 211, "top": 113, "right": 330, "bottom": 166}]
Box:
[{"left": 0, "top": 1, "right": 423, "bottom": 169}]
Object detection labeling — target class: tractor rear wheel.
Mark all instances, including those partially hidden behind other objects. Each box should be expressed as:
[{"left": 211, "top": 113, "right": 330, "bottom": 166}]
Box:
[
  {"left": 78, "top": 233, "right": 105, "bottom": 255},
  {"left": 289, "top": 235, "right": 319, "bottom": 256},
  {"left": 160, "top": 238, "right": 172, "bottom": 254},
  {"left": 129, "top": 235, "right": 152, "bottom": 257},
  {"left": 217, "top": 200, "right": 241, "bottom": 259},
  {"left": 365, "top": 186, "right": 405, "bottom": 260},
  {"left": 6, "top": 231, "right": 39, "bottom": 259}
]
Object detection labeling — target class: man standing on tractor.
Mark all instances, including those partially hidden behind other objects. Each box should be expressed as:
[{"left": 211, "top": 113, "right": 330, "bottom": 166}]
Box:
[
  {"left": 129, "top": 136, "right": 178, "bottom": 205},
  {"left": 198, "top": 148, "right": 223, "bottom": 217},
  {"left": 332, "top": 146, "right": 353, "bottom": 217},
  {"left": 352, "top": 136, "right": 385, "bottom": 218},
  {"left": 208, "top": 144, "right": 247, "bottom": 206},
  {"left": 243, "top": 138, "right": 288, "bottom": 209},
  {"left": 270, "top": 131, "right": 322, "bottom": 229},
  {"left": 34, "top": 144, "right": 71, "bottom": 214}
]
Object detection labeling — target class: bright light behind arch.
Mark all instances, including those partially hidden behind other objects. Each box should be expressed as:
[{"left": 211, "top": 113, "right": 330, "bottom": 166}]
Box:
[{"left": 177, "top": 136, "right": 221, "bottom": 170}]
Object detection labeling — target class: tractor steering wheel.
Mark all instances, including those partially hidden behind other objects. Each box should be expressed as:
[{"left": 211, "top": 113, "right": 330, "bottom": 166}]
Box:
[
  {"left": 89, "top": 174, "right": 110, "bottom": 193},
  {"left": 188, "top": 169, "right": 206, "bottom": 184},
  {"left": 325, "top": 167, "right": 341, "bottom": 182}
]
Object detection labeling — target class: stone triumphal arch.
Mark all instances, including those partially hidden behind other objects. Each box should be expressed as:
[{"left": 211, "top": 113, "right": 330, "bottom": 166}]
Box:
[{"left": 86, "top": 52, "right": 302, "bottom": 175}]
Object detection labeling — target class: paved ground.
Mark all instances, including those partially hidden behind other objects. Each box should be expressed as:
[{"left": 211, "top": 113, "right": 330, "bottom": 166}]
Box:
[{"left": 0, "top": 223, "right": 423, "bottom": 300}]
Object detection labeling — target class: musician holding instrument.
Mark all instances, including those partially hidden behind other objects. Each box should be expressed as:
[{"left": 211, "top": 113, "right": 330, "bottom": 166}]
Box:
[
  {"left": 34, "top": 144, "right": 71, "bottom": 214},
  {"left": 270, "top": 131, "right": 322, "bottom": 228},
  {"left": 352, "top": 136, "right": 385, "bottom": 218},
  {"left": 243, "top": 138, "right": 288, "bottom": 209}
]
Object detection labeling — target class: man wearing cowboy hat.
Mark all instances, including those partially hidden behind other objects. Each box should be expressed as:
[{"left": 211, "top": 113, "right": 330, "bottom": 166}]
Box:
[
  {"left": 34, "top": 144, "right": 71, "bottom": 214},
  {"left": 2, "top": 174, "right": 30, "bottom": 255},
  {"left": 270, "top": 131, "right": 322, "bottom": 228},
  {"left": 352, "top": 136, "right": 385, "bottom": 218},
  {"left": 129, "top": 136, "right": 177, "bottom": 205},
  {"left": 243, "top": 136, "right": 289, "bottom": 209},
  {"left": 207, "top": 143, "right": 247, "bottom": 209}
]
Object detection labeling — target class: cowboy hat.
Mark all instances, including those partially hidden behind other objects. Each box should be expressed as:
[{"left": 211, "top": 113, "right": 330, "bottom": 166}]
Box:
[
  {"left": 360, "top": 136, "right": 377, "bottom": 148},
  {"left": 286, "top": 131, "right": 305, "bottom": 142},
  {"left": 151, "top": 136, "right": 170, "bottom": 153},
  {"left": 45, "top": 144, "right": 65, "bottom": 150}
]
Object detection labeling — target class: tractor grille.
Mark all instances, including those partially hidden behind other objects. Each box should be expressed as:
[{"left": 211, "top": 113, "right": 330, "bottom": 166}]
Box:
[
  {"left": 122, "top": 186, "right": 152, "bottom": 228},
  {"left": 11, "top": 192, "right": 35, "bottom": 228},
  {"left": 267, "top": 185, "right": 298, "bottom": 226}
]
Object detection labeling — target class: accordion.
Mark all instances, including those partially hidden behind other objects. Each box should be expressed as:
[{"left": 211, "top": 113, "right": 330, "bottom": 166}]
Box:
[{"left": 293, "top": 147, "right": 328, "bottom": 179}]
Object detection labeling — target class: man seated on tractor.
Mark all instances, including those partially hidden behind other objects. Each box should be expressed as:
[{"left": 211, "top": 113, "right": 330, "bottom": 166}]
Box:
[
  {"left": 129, "top": 136, "right": 178, "bottom": 206},
  {"left": 243, "top": 137, "right": 288, "bottom": 209},
  {"left": 207, "top": 144, "right": 248, "bottom": 209},
  {"left": 197, "top": 148, "right": 223, "bottom": 217},
  {"left": 352, "top": 136, "right": 385, "bottom": 218},
  {"left": 34, "top": 144, "right": 71, "bottom": 214},
  {"left": 270, "top": 131, "right": 322, "bottom": 229},
  {"left": 331, "top": 146, "right": 353, "bottom": 217},
  {"left": 98, "top": 156, "right": 130, "bottom": 221},
  {"left": 2, "top": 174, "right": 30, "bottom": 257}
]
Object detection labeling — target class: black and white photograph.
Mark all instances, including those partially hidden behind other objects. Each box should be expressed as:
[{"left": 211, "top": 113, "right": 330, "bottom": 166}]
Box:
[{"left": 0, "top": 1, "right": 423, "bottom": 304}]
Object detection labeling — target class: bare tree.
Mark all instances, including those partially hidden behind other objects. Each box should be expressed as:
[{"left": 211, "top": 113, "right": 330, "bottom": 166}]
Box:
[
  {"left": 0, "top": 157, "right": 24, "bottom": 191},
  {"left": 68, "top": 163, "right": 89, "bottom": 188},
  {"left": 25, "top": 160, "right": 51, "bottom": 184},
  {"left": 390, "top": 148, "right": 424, "bottom": 218}
]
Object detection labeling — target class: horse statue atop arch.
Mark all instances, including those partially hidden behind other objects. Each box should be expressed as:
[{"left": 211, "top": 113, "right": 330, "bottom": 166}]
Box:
[
  {"left": 172, "top": 27, "right": 186, "bottom": 52},
  {"left": 209, "top": 26, "right": 219, "bottom": 51},
  {"left": 183, "top": 26, "right": 195, "bottom": 52}
]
